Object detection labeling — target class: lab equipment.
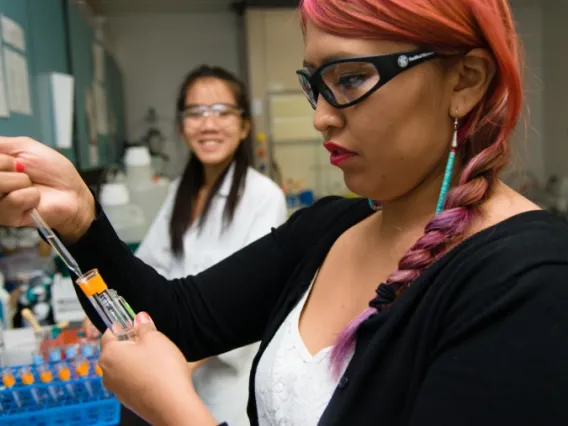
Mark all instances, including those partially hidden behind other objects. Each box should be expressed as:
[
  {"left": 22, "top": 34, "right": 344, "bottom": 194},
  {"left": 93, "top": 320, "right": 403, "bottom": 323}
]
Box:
[
  {"left": 19, "top": 366, "right": 41, "bottom": 404},
  {"left": 30, "top": 210, "right": 136, "bottom": 339},
  {"left": 76, "top": 269, "right": 136, "bottom": 340},
  {"left": 0, "top": 358, "right": 120, "bottom": 424},
  {"left": 2, "top": 368, "right": 21, "bottom": 408},
  {"left": 55, "top": 349, "right": 75, "bottom": 399},
  {"left": 74, "top": 344, "right": 93, "bottom": 397},
  {"left": 37, "top": 362, "right": 60, "bottom": 401},
  {"left": 21, "top": 307, "right": 50, "bottom": 362},
  {"left": 123, "top": 145, "right": 169, "bottom": 228},
  {"left": 99, "top": 181, "right": 148, "bottom": 248},
  {"left": 31, "top": 209, "right": 82, "bottom": 278}
]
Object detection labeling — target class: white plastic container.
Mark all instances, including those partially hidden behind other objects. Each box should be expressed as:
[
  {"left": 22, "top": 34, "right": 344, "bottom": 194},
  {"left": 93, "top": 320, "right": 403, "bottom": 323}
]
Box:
[
  {"left": 124, "top": 146, "right": 153, "bottom": 183},
  {"left": 123, "top": 146, "right": 170, "bottom": 224},
  {"left": 99, "top": 182, "right": 148, "bottom": 244}
]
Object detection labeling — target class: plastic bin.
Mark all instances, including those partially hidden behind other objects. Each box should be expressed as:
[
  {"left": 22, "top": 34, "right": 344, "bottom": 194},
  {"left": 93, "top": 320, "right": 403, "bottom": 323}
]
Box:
[{"left": 0, "top": 360, "right": 120, "bottom": 425}]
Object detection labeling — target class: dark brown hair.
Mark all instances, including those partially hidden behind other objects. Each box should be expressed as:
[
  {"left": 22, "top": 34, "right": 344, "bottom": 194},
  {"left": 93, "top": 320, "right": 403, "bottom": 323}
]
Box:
[{"left": 169, "top": 65, "right": 252, "bottom": 257}]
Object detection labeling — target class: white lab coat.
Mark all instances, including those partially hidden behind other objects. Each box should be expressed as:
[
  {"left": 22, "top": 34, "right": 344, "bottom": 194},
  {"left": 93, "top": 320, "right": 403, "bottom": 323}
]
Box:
[{"left": 135, "top": 164, "right": 287, "bottom": 426}]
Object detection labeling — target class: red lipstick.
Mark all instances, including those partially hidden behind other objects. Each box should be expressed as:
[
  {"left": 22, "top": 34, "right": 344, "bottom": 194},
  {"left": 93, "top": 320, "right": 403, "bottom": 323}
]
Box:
[{"left": 323, "top": 141, "right": 356, "bottom": 166}]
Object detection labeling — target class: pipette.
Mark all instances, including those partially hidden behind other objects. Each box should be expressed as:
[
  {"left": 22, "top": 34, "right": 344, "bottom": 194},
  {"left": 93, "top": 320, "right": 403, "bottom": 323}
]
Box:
[
  {"left": 31, "top": 209, "right": 82, "bottom": 277},
  {"left": 30, "top": 209, "right": 136, "bottom": 339}
]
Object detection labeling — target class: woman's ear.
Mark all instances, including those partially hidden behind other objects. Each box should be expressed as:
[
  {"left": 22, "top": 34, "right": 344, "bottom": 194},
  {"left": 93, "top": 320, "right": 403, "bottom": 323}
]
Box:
[
  {"left": 449, "top": 49, "right": 496, "bottom": 118},
  {"left": 240, "top": 119, "right": 252, "bottom": 140}
]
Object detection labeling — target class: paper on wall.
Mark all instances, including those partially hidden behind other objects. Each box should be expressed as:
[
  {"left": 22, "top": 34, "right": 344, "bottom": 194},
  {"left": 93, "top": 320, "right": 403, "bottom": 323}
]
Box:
[
  {"left": 50, "top": 73, "right": 75, "bottom": 149},
  {"left": 0, "top": 48, "right": 10, "bottom": 118},
  {"left": 1, "top": 15, "right": 25, "bottom": 51},
  {"left": 93, "top": 82, "right": 108, "bottom": 135},
  {"left": 4, "top": 48, "right": 31, "bottom": 115}
]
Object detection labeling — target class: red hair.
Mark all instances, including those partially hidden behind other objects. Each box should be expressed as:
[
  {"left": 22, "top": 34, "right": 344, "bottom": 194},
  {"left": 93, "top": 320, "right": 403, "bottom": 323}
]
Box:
[{"left": 299, "top": 0, "right": 523, "bottom": 376}]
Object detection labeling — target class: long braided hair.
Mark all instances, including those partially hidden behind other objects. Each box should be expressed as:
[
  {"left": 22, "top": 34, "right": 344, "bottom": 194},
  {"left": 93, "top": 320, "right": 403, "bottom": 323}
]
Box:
[{"left": 299, "top": 0, "right": 523, "bottom": 376}]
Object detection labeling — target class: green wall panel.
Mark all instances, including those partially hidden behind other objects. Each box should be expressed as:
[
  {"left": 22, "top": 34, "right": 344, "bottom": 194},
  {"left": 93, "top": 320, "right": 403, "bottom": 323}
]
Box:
[
  {"left": 106, "top": 52, "right": 126, "bottom": 163},
  {"left": 0, "top": 0, "right": 126, "bottom": 170},
  {"left": 29, "top": 0, "right": 75, "bottom": 163},
  {"left": 66, "top": 2, "right": 99, "bottom": 170},
  {"left": 0, "top": 0, "right": 41, "bottom": 141}
]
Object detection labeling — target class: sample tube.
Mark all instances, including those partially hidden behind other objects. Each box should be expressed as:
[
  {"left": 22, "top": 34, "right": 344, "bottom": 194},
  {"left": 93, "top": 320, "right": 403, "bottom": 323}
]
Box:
[
  {"left": 2, "top": 368, "right": 20, "bottom": 408},
  {"left": 19, "top": 367, "right": 40, "bottom": 404},
  {"left": 51, "top": 348, "right": 75, "bottom": 399},
  {"left": 94, "top": 362, "right": 103, "bottom": 378},
  {"left": 75, "top": 344, "right": 93, "bottom": 397},
  {"left": 37, "top": 363, "right": 59, "bottom": 402},
  {"left": 92, "top": 360, "right": 111, "bottom": 398},
  {"left": 76, "top": 269, "right": 136, "bottom": 340}
]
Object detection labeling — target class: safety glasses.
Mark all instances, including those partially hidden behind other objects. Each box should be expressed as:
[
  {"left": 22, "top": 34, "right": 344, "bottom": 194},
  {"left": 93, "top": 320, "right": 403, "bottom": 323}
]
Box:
[
  {"left": 296, "top": 50, "right": 438, "bottom": 109},
  {"left": 181, "top": 103, "right": 243, "bottom": 122}
]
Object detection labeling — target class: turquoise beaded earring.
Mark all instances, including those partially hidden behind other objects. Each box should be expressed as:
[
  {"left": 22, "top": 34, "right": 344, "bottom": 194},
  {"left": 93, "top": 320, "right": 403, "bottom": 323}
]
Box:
[
  {"left": 435, "top": 116, "right": 459, "bottom": 214},
  {"left": 368, "top": 199, "right": 380, "bottom": 211}
]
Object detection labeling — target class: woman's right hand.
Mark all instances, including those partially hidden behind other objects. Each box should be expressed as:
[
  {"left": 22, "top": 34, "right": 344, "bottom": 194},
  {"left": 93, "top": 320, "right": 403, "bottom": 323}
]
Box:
[{"left": 0, "top": 137, "right": 95, "bottom": 242}]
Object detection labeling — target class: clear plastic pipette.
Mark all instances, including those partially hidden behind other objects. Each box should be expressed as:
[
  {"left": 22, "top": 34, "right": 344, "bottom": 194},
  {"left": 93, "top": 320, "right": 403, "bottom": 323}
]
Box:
[
  {"left": 31, "top": 209, "right": 83, "bottom": 277},
  {"left": 30, "top": 209, "right": 135, "bottom": 339}
]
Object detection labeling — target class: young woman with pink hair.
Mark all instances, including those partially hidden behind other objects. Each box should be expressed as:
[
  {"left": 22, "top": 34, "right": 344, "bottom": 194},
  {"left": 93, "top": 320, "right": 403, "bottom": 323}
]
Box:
[{"left": 1, "top": 0, "right": 567, "bottom": 425}]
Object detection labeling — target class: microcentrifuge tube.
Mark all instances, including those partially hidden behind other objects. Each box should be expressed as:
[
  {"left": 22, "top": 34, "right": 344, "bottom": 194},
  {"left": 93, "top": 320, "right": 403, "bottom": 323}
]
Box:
[
  {"left": 2, "top": 368, "right": 21, "bottom": 408},
  {"left": 19, "top": 367, "right": 40, "bottom": 404},
  {"left": 37, "top": 363, "right": 59, "bottom": 401},
  {"left": 51, "top": 347, "right": 75, "bottom": 399},
  {"left": 76, "top": 344, "right": 93, "bottom": 397}
]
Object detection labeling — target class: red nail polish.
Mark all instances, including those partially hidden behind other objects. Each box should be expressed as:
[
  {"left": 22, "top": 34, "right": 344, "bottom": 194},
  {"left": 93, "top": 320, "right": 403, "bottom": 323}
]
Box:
[{"left": 15, "top": 161, "right": 24, "bottom": 173}]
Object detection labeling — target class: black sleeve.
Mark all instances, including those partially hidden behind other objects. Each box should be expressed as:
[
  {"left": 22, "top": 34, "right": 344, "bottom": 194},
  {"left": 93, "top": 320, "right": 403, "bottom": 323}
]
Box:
[
  {"left": 67, "top": 197, "right": 342, "bottom": 361},
  {"left": 408, "top": 263, "right": 568, "bottom": 426}
]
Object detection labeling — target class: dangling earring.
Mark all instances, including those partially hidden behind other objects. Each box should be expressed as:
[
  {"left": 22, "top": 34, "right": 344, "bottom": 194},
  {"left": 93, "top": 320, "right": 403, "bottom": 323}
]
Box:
[
  {"left": 435, "top": 116, "right": 459, "bottom": 214},
  {"left": 368, "top": 199, "right": 381, "bottom": 211}
]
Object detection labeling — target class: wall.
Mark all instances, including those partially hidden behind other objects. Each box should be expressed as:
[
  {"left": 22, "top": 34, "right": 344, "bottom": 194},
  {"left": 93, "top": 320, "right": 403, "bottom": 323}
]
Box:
[
  {"left": 0, "top": 0, "right": 127, "bottom": 169},
  {"left": 542, "top": 1, "right": 568, "bottom": 179},
  {"left": 245, "top": 4, "right": 554, "bottom": 195},
  {"left": 0, "top": 0, "right": 71, "bottom": 155},
  {"left": 509, "top": 3, "right": 545, "bottom": 183},
  {"left": 29, "top": 0, "right": 73, "bottom": 161},
  {"left": 0, "top": 0, "right": 41, "bottom": 141},
  {"left": 245, "top": 9, "right": 340, "bottom": 194},
  {"left": 107, "top": 12, "right": 242, "bottom": 177}
]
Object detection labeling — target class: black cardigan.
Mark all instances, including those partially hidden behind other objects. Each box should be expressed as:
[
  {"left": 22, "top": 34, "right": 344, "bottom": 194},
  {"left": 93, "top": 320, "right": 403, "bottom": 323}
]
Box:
[{"left": 68, "top": 196, "right": 568, "bottom": 426}]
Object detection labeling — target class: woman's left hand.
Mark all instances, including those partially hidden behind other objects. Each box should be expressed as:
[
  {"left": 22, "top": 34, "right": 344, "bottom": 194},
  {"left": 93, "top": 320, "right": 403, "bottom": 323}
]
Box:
[{"left": 99, "top": 312, "right": 218, "bottom": 426}]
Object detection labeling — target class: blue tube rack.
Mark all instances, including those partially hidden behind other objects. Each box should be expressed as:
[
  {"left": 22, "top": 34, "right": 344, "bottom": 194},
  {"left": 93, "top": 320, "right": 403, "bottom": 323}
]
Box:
[{"left": 0, "top": 359, "right": 120, "bottom": 426}]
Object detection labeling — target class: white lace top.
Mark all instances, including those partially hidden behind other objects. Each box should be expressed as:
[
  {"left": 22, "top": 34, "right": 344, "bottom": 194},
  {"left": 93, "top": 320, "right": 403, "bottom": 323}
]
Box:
[{"left": 255, "top": 279, "right": 354, "bottom": 425}]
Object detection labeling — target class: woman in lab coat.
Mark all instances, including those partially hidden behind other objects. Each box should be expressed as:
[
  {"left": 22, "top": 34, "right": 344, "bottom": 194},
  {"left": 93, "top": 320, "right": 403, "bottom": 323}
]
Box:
[{"left": 134, "top": 65, "right": 287, "bottom": 425}]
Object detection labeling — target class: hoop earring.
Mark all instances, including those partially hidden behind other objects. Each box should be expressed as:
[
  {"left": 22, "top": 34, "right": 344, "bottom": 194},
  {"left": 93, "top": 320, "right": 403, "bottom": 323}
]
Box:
[
  {"left": 435, "top": 116, "right": 458, "bottom": 214},
  {"left": 368, "top": 199, "right": 381, "bottom": 211}
]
